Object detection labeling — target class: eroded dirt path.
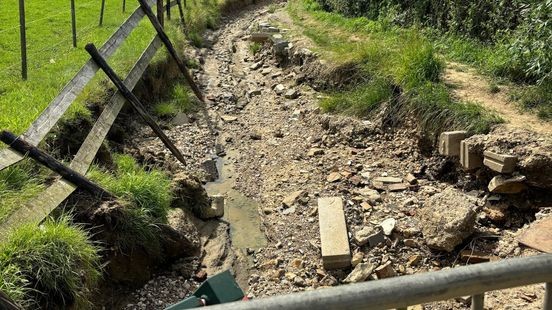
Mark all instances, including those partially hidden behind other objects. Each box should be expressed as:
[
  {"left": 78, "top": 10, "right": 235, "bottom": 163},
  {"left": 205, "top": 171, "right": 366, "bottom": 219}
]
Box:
[
  {"left": 444, "top": 62, "right": 552, "bottom": 135},
  {"left": 123, "top": 2, "right": 548, "bottom": 309}
]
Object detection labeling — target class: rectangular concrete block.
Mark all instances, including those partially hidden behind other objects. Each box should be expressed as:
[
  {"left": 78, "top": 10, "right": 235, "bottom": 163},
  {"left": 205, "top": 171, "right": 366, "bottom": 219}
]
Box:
[
  {"left": 460, "top": 140, "right": 483, "bottom": 170},
  {"left": 318, "top": 197, "right": 351, "bottom": 270},
  {"left": 483, "top": 151, "right": 517, "bottom": 173},
  {"left": 439, "top": 131, "right": 467, "bottom": 156}
]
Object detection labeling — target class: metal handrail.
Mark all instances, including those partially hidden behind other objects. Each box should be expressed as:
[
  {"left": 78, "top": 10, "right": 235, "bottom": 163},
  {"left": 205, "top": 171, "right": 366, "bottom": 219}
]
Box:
[{"left": 209, "top": 254, "right": 552, "bottom": 310}]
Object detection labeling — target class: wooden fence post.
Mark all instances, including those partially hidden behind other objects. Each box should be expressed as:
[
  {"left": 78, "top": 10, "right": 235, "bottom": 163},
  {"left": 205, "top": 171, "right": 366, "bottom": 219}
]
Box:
[
  {"left": 176, "top": 0, "right": 185, "bottom": 24},
  {"left": 18, "top": 0, "right": 27, "bottom": 80},
  {"left": 122, "top": 0, "right": 126, "bottom": 12},
  {"left": 138, "top": 0, "right": 213, "bottom": 133},
  {"left": 166, "top": 0, "right": 171, "bottom": 20},
  {"left": 0, "top": 131, "right": 115, "bottom": 199},
  {"left": 70, "top": 0, "right": 77, "bottom": 47},
  {"left": 99, "top": 0, "right": 106, "bottom": 26},
  {"left": 156, "top": 0, "right": 164, "bottom": 27},
  {"left": 85, "top": 43, "right": 188, "bottom": 166}
]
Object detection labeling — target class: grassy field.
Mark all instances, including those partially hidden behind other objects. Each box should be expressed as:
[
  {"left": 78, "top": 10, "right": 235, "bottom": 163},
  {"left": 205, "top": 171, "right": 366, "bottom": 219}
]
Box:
[
  {"left": 0, "top": 0, "right": 156, "bottom": 135},
  {"left": 288, "top": 0, "right": 502, "bottom": 136}
]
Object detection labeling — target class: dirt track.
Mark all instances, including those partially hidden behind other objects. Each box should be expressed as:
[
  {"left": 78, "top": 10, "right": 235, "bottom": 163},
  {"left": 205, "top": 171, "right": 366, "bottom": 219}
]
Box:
[{"left": 122, "top": 1, "right": 549, "bottom": 309}]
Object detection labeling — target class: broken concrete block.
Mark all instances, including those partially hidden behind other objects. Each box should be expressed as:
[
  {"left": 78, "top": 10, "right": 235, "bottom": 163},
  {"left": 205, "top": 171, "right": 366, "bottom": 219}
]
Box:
[
  {"left": 201, "top": 158, "right": 219, "bottom": 182},
  {"left": 488, "top": 175, "right": 527, "bottom": 194},
  {"left": 250, "top": 32, "right": 270, "bottom": 43},
  {"left": 418, "top": 188, "right": 477, "bottom": 252},
  {"left": 318, "top": 197, "right": 351, "bottom": 269},
  {"left": 274, "top": 84, "right": 286, "bottom": 95},
  {"left": 439, "top": 131, "right": 467, "bottom": 156},
  {"left": 483, "top": 151, "right": 517, "bottom": 173},
  {"left": 460, "top": 140, "right": 483, "bottom": 170},
  {"left": 367, "top": 229, "right": 385, "bottom": 247}
]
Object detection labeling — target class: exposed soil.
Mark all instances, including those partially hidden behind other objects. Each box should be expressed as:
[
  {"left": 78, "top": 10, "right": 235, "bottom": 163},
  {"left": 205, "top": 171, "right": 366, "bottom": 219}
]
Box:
[
  {"left": 444, "top": 62, "right": 552, "bottom": 135},
  {"left": 120, "top": 2, "right": 551, "bottom": 309}
]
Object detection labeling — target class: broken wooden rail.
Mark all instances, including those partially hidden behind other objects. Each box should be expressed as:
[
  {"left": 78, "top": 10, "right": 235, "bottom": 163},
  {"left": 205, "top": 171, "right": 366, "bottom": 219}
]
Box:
[
  {"left": 0, "top": 131, "right": 114, "bottom": 199},
  {"left": 0, "top": 0, "right": 181, "bottom": 240},
  {"left": 207, "top": 254, "right": 552, "bottom": 310}
]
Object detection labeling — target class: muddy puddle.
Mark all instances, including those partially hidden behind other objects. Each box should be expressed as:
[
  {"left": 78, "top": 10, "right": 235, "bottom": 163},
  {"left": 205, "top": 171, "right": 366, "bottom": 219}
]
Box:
[{"left": 205, "top": 150, "right": 267, "bottom": 249}]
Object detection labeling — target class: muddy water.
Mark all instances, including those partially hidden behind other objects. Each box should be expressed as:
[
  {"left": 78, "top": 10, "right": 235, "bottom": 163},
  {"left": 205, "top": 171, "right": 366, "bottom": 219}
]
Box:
[{"left": 205, "top": 150, "right": 267, "bottom": 249}]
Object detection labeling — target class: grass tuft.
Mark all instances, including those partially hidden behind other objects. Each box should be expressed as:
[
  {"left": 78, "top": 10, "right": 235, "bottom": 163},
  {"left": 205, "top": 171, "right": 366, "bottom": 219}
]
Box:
[
  {"left": 0, "top": 216, "right": 101, "bottom": 308},
  {"left": 88, "top": 154, "right": 172, "bottom": 222}
]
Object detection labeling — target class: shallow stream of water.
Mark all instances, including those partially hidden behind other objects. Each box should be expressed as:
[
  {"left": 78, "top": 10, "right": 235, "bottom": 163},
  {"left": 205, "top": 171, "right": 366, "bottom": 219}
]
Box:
[{"left": 204, "top": 150, "right": 267, "bottom": 249}]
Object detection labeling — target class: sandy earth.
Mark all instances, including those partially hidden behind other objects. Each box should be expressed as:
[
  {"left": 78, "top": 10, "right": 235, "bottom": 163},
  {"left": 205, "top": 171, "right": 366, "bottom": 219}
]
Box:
[{"left": 121, "top": 2, "right": 550, "bottom": 309}]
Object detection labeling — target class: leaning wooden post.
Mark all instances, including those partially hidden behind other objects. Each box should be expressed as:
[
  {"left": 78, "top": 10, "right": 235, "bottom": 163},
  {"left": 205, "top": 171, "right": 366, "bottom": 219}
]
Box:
[
  {"left": 18, "top": 0, "right": 27, "bottom": 80},
  {"left": 70, "top": 0, "right": 77, "bottom": 47},
  {"left": 85, "top": 43, "right": 188, "bottom": 166},
  {"left": 176, "top": 0, "right": 185, "bottom": 24},
  {"left": 0, "top": 131, "right": 115, "bottom": 199},
  {"left": 99, "top": 0, "right": 106, "bottom": 26},
  {"left": 166, "top": 0, "right": 171, "bottom": 20},
  {"left": 138, "top": 0, "right": 213, "bottom": 132},
  {"left": 122, "top": 0, "right": 126, "bottom": 12}
]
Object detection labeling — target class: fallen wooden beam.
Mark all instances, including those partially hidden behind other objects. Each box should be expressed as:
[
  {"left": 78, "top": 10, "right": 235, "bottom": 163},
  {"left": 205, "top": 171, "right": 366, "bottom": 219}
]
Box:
[
  {"left": 0, "top": 131, "right": 114, "bottom": 200},
  {"left": 85, "top": 43, "right": 187, "bottom": 166}
]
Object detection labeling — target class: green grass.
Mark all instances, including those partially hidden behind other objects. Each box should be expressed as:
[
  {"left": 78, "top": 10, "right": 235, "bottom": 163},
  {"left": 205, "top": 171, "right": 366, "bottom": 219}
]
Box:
[
  {"left": 0, "top": 216, "right": 101, "bottom": 308},
  {"left": 0, "top": 0, "right": 158, "bottom": 135},
  {"left": 249, "top": 42, "right": 262, "bottom": 55},
  {"left": 289, "top": 0, "right": 501, "bottom": 135},
  {"left": 153, "top": 83, "right": 198, "bottom": 117},
  {"left": 88, "top": 154, "right": 172, "bottom": 222},
  {"left": 0, "top": 161, "right": 46, "bottom": 223},
  {"left": 88, "top": 154, "right": 173, "bottom": 256}
]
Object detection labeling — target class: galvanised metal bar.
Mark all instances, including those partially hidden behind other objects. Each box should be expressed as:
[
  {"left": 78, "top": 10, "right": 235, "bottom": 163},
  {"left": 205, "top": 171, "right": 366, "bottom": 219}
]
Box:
[
  {"left": 545, "top": 283, "right": 551, "bottom": 310},
  {"left": 471, "top": 293, "right": 484, "bottom": 310},
  {"left": 209, "top": 255, "right": 552, "bottom": 310}
]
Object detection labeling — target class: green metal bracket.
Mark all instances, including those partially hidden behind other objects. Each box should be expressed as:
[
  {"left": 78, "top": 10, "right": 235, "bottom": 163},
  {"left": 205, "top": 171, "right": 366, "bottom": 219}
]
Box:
[{"left": 165, "top": 270, "right": 245, "bottom": 309}]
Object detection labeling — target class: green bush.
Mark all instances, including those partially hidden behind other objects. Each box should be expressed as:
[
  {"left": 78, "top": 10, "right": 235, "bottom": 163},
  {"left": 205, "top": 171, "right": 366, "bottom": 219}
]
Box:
[
  {"left": 88, "top": 154, "right": 172, "bottom": 222},
  {"left": 0, "top": 217, "right": 101, "bottom": 308}
]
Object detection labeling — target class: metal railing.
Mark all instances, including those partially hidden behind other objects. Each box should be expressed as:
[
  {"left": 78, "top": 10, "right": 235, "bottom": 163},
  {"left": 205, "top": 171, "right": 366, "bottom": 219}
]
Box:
[{"left": 209, "top": 254, "right": 552, "bottom": 310}]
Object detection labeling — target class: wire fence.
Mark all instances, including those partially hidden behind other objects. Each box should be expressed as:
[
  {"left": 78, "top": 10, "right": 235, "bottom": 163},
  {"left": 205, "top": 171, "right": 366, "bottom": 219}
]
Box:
[{"left": 0, "top": 0, "right": 133, "bottom": 80}]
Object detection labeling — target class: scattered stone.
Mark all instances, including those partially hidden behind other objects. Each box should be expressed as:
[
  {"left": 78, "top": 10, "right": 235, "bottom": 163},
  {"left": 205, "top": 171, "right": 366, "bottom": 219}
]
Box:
[
  {"left": 307, "top": 148, "right": 324, "bottom": 156},
  {"left": 293, "top": 276, "right": 306, "bottom": 287},
  {"left": 374, "top": 262, "right": 396, "bottom": 279},
  {"left": 327, "top": 172, "right": 342, "bottom": 183},
  {"left": 343, "top": 263, "right": 374, "bottom": 283},
  {"left": 273, "top": 39, "right": 289, "bottom": 56},
  {"left": 250, "top": 132, "right": 262, "bottom": 140},
  {"left": 318, "top": 197, "right": 351, "bottom": 269},
  {"left": 483, "top": 151, "right": 517, "bottom": 173},
  {"left": 248, "top": 89, "right": 262, "bottom": 97},
  {"left": 360, "top": 202, "right": 372, "bottom": 211},
  {"left": 201, "top": 158, "right": 219, "bottom": 182},
  {"left": 418, "top": 188, "right": 477, "bottom": 252},
  {"left": 261, "top": 68, "right": 272, "bottom": 75},
  {"left": 199, "top": 195, "right": 225, "bottom": 219},
  {"left": 518, "top": 217, "right": 552, "bottom": 253},
  {"left": 373, "top": 176, "right": 403, "bottom": 184},
  {"left": 354, "top": 226, "right": 377, "bottom": 246},
  {"left": 282, "top": 190, "right": 306, "bottom": 207},
  {"left": 274, "top": 84, "right": 286, "bottom": 95},
  {"left": 438, "top": 131, "right": 467, "bottom": 156},
  {"left": 380, "top": 218, "right": 396, "bottom": 236},
  {"left": 221, "top": 115, "right": 238, "bottom": 122},
  {"left": 249, "top": 61, "right": 262, "bottom": 70},
  {"left": 403, "top": 239, "right": 417, "bottom": 248},
  {"left": 282, "top": 206, "right": 296, "bottom": 215},
  {"left": 351, "top": 252, "right": 363, "bottom": 267},
  {"left": 407, "top": 254, "right": 422, "bottom": 267},
  {"left": 405, "top": 173, "right": 418, "bottom": 185},
  {"left": 488, "top": 175, "right": 527, "bottom": 194},
  {"left": 284, "top": 89, "right": 299, "bottom": 99},
  {"left": 194, "top": 270, "right": 207, "bottom": 282},
  {"left": 483, "top": 202, "right": 509, "bottom": 223},
  {"left": 387, "top": 183, "right": 409, "bottom": 192},
  {"left": 367, "top": 229, "right": 385, "bottom": 248}
]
